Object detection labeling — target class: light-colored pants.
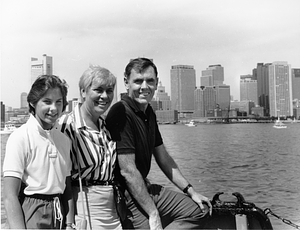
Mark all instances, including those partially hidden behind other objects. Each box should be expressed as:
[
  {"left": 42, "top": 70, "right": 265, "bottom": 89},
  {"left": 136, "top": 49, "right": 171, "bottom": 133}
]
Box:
[{"left": 73, "top": 185, "right": 122, "bottom": 230}]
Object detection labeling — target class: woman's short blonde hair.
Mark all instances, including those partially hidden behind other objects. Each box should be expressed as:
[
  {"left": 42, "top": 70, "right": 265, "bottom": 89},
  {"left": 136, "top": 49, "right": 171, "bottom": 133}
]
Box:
[{"left": 79, "top": 65, "right": 116, "bottom": 100}]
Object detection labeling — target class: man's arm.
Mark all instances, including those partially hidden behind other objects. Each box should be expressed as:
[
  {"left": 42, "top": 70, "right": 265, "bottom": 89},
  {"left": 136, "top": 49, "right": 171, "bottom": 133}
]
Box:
[
  {"left": 153, "top": 144, "right": 212, "bottom": 214},
  {"left": 118, "top": 152, "right": 163, "bottom": 230}
]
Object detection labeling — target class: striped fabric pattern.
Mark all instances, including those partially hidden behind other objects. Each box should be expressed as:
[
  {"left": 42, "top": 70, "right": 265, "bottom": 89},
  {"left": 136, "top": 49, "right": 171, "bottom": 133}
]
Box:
[{"left": 59, "top": 103, "right": 117, "bottom": 182}]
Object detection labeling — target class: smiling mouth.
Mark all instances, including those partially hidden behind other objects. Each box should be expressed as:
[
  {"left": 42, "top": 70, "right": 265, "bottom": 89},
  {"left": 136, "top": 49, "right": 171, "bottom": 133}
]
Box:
[
  {"left": 96, "top": 101, "right": 108, "bottom": 106},
  {"left": 46, "top": 114, "right": 58, "bottom": 119}
]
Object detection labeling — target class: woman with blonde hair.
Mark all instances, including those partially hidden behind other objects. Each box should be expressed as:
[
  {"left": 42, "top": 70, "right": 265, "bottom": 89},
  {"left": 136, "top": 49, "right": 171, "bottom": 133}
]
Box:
[{"left": 59, "top": 65, "right": 122, "bottom": 229}]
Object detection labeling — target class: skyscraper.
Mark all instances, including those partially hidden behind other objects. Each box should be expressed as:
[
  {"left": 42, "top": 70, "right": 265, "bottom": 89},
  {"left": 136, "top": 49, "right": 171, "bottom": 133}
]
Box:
[
  {"left": 31, "top": 54, "right": 53, "bottom": 84},
  {"left": 20, "top": 92, "right": 28, "bottom": 109},
  {"left": 268, "top": 62, "right": 293, "bottom": 117},
  {"left": 170, "top": 65, "right": 196, "bottom": 115},
  {"left": 292, "top": 68, "right": 300, "bottom": 100},
  {"left": 254, "top": 63, "right": 270, "bottom": 116},
  {"left": 154, "top": 81, "right": 171, "bottom": 110},
  {"left": 200, "top": 64, "right": 224, "bottom": 86},
  {"left": 194, "top": 86, "right": 216, "bottom": 117},
  {"left": 240, "top": 77, "right": 258, "bottom": 105},
  {"left": 215, "top": 85, "right": 231, "bottom": 111}
]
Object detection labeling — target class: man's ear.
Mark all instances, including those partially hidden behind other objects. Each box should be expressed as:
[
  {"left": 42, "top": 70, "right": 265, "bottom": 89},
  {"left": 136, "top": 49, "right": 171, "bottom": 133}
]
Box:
[
  {"left": 124, "top": 77, "right": 129, "bottom": 90},
  {"left": 155, "top": 78, "right": 159, "bottom": 89}
]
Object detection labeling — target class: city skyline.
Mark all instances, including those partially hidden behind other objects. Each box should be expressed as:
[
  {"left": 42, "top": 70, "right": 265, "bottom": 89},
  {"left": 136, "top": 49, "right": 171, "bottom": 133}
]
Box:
[{"left": 1, "top": 0, "right": 300, "bottom": 108}]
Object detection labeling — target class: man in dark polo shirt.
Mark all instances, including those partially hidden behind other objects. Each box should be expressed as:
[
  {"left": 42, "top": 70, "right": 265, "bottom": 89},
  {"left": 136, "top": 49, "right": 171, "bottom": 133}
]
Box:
[{"left": 106, "top": 57, "right": 212, "bottom": 229}]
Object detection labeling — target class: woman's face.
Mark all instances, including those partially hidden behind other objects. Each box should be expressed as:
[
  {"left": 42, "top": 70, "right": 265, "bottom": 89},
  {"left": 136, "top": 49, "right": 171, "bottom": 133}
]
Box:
[
  {"left": 82, "top": 78, "right": 114, "bottom": 116},
  {"left": 34, "top": 87, "right": 64, "bottom": 130}
]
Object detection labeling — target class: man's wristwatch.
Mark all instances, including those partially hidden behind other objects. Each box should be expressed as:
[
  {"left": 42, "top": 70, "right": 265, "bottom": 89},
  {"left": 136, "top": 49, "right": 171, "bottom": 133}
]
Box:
[{"left": 183, "top": 183, "right": 193, "bottom": 194}]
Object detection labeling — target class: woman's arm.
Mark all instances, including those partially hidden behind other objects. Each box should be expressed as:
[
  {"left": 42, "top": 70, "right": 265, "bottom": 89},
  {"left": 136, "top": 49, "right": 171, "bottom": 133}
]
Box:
[
  {"left": 62, "top": 176, "right": 75, "bottom": 229},
  {"left": 3, "top": 176, "right": 26, "bottom": 229}
]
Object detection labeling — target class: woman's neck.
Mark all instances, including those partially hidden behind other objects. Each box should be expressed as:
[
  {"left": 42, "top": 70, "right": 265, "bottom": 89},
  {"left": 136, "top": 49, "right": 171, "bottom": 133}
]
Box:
[{"left": 80, "top": 105, "right": 99, "bottom": 131}]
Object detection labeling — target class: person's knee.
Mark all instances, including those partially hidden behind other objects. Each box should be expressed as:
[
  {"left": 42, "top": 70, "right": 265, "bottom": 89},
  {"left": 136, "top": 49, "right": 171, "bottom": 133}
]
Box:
[{"left": 191, "top": 203, "right": 210, "bottom": 219}]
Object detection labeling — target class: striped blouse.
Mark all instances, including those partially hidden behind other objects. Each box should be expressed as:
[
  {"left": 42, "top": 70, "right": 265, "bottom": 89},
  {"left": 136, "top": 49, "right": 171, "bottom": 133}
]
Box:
[{"left": 59, "top": 103, "right": 117, "bottom": 182}]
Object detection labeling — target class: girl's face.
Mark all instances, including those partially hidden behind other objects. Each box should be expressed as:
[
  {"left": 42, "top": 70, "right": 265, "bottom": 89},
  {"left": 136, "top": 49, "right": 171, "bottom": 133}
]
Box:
[
  {"left": 33, "top": 87, "right": 64, "bottom": 130},
  {"left": 82, "top": 78, "right": 114, "bottom": 116}
]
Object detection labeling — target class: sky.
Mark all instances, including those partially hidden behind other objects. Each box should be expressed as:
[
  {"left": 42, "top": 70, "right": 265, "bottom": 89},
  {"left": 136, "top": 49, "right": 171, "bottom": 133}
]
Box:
[{"left": 1, "top": 0, "right": 300, "bottom": 108}]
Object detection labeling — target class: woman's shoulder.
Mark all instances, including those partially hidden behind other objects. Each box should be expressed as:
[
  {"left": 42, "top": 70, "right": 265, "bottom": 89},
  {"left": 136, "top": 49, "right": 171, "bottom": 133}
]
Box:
[{"left": 58, "top": 112, "right": 75, "bottom": 133}]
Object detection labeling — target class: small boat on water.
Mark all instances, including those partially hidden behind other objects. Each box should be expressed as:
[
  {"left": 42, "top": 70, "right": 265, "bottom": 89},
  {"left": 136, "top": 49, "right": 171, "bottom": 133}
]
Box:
[
  {"left": 185, "top": 120, "right": 196, "bottom": 127},
  {"left": 0, "top": 123, "right": 17, "bottom": 134},
  {"left": 204, "top": 192, "right": 274, "bottom": 230},
  {"left": 273, "top": 118, "right": 287, "bottom": 129}
]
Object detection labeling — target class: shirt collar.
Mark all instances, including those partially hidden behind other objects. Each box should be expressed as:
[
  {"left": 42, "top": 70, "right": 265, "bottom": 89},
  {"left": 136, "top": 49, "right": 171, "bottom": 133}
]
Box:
[
  {"left": 122, "top": 95, "right": 152, "bottom": 117},
  {"left": 28, "top": 114, "right": 58, "bottom": 135},
  {"left": 73, "top": 102, "right": 105, "bottom": 130}
]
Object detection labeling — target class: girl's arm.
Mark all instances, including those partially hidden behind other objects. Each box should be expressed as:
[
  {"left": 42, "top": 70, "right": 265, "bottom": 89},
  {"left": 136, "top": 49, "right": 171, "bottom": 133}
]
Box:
[{"left": 3, "top": 176, "right": 26, "bottom": 229}]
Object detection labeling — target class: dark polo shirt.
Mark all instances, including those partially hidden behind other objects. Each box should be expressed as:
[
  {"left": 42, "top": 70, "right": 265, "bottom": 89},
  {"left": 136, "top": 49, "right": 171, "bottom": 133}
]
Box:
[{"left": 106, "top": 95, "right": 163, "bottom": 179}]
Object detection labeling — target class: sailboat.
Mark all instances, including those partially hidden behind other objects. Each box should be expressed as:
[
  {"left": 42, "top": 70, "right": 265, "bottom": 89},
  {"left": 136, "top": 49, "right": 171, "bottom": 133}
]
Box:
[{"left": 273, "top": 117, "right": 287, "bottom": 129}]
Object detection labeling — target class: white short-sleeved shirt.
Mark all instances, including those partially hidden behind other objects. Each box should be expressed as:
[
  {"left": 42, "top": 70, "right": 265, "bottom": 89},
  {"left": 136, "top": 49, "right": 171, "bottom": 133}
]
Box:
[{"left": 3, "top": 114, "right": 72, "bottom": 195}]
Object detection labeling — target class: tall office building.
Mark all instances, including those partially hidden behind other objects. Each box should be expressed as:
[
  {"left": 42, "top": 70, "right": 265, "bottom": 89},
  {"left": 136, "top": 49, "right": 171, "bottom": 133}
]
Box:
[
  {"left": 20, "top": 92, "right": 28, "bottom": 109},
  {"left": 1, "top": 101, "right": 5, "bottom": 123},
  {"left": 240, "top": 77, "right": 258, "bottom": 105},
  {"left": 31, "top": 54, "right": 53, "bottom": 84},
  {"left": 194, "top": 86, "right": 216, "bottom": 117},
  {"left": 292, "top": 68, "right": 300, "bottom": 100},
  {"left": 215, "top": 85, "right": 231, "bottom": 111},
  {"left": 254, "top": 63, "right": 270, "bottom": 116},
  {"left": 154, "top": 81, "right": 171, "bottom": 110},
  {"left": 170, "top": 65, "right": 196, "bottom": 115},
  {"left": 200, "top": 64, "right": 224, "bottom": 86},
  {"left": 268, "top": 62, "right": 293, "bottom": 117}
]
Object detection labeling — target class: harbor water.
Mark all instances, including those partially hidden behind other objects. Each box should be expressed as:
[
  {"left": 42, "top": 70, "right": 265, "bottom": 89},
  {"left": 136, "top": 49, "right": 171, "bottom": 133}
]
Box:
[{"left": 1, "top": 122, "right": 300, "bottom": 229}]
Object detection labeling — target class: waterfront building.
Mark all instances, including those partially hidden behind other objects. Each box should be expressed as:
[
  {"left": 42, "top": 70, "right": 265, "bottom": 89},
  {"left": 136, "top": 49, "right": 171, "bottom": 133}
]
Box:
[
  {"left": 230, "top": 101, "right": 255, "bottom": 116},
  {"left": 156, "top": 110, "right": 178, "bottom": 124},
  {"left": 194, "top": 86, "right": 216, "bottom": 117},
  {"left": 268, "top": 61, "right": 293, "bottom": 117},
  {"left": 1, "top": 101, "right": 5, "bottom": 123},
  {"left": 31, "top": 54, "right": 53, "bottom": 84},
  {"left": 292, "top": 68, "right": 300, "bottom": 100},
  {"left": 294, "top": 107, "right": 300, "bottom": 120},
  {"left": 240, "top": 77, "right": 258, "bottom": 105},
  {"left": 251, "top": 106, "right": 264, "bottom": 117},
  {"left": 170, "top": 65, "right": 196, "bottom": 116},
  {"left": 201, "top": 64, "right": 224, "bottom": 86},
  {"left": 254, "top": 63, "right": 270, "bottom": 116},
  {"left": 153, "top": 81, "right": 177, "bottom": 123},
  {"left": 20, "top": 92, "right": 28, "bottom": 109},
  {"left": 215, "top": 85, "right": 231, "bottom": 111},
  {"left": 66, "top": 98, "right": 79, "bottom": 113},
  {"left": 154, "top": 81, "right": 171, "bottom": 110}
]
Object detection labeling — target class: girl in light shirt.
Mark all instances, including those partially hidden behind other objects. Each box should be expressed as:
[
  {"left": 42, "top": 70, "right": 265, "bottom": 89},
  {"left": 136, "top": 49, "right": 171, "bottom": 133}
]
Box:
[{"left": 3, "top": 75, "right": 75, "bottom": 229}]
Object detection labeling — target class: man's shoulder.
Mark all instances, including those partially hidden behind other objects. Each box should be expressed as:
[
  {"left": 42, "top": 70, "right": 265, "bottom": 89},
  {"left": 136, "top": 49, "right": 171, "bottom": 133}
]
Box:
[
  {"left": 106, "top": 101, "right": 127, "bottom": 140},
  {"left": 107, "top": 101, "right": 126, "bottom": 121}
]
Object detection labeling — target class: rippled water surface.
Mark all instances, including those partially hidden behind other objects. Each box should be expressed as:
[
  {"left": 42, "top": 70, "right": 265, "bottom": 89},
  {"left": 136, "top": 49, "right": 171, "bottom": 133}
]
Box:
[
  {"left": 148, "top": 123, "right": 300, "bottom": 230},
  {"left": 1, "top": 123, "right": 300, "bottom": 229}
]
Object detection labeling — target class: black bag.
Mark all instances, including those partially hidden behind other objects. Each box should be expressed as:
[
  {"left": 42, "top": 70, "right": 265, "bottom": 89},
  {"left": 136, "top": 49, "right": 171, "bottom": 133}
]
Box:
[{"left": 113, "top": 183, "right": 127, "bottom": 222}]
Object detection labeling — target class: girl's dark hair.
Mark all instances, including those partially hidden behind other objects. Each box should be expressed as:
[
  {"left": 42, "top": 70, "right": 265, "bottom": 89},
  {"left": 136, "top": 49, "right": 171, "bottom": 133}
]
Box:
[
  {"left": 27, "top": 75, "right": 68, "bottom": 115},
  {"left": 124, "top": 57, "right": 158, "bottom": 79}
]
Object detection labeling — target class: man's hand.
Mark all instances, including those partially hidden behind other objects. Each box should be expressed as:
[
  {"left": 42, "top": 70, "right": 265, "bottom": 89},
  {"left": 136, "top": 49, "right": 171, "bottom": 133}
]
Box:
[
  {"left": 189, "top": 190, "right": 213, "bottom": 216},
  {"left": 149, "top": 210, "right": 163, "bottom": 230}
]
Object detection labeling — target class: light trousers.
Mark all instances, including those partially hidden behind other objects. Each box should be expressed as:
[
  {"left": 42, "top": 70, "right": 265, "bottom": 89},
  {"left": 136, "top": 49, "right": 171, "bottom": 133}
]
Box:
[{"left": 73, "top": 185, "right": 122, "bottom": 230}]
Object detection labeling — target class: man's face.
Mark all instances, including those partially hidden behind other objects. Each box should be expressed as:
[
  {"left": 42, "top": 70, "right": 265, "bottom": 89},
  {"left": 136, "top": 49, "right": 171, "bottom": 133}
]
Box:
[{"left": 125, "top": 66, "right": 158, "bottom": 111}]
